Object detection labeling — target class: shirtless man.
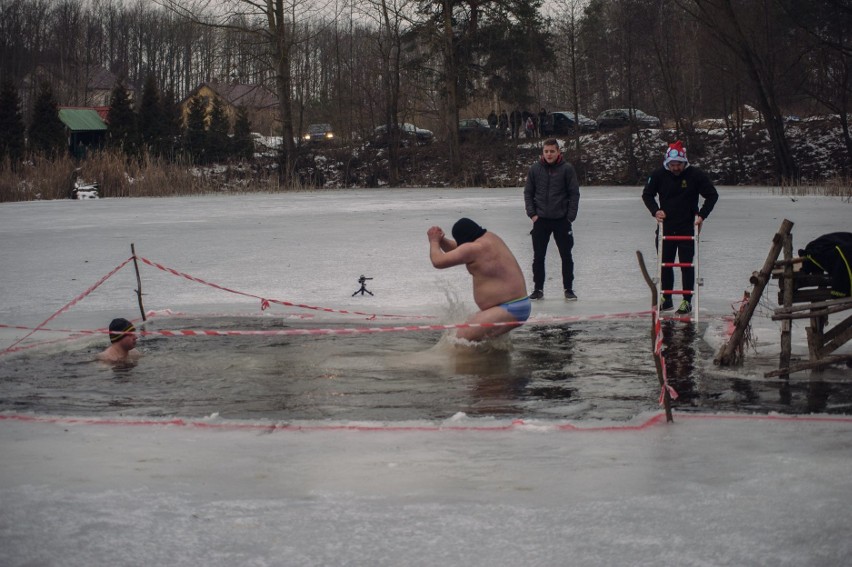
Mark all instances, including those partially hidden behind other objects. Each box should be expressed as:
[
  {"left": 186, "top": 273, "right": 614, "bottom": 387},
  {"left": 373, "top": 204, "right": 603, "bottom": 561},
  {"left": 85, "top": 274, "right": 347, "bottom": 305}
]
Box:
[
  {"left": 98, "top": 318, "right": 141, "bottom": 363},
  {"left": 427, "top": 218, "right": 530, "bottom": 342}
]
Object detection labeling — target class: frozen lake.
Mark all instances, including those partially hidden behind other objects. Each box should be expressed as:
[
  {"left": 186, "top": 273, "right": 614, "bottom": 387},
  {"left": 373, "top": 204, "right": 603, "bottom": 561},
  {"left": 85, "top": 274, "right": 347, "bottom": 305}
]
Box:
[{"left": 1, "top": 186, "right": 851, "bottom": 566}]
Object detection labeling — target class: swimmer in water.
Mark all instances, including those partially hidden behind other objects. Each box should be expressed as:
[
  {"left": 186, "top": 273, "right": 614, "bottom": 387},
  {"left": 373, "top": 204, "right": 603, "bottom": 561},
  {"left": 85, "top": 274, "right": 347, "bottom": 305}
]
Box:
[
  {"left": 98, "top": 318, "right": 141, "bottom": 363},
  {"left": 427, "top": 218, "right": 530, "bottom": 342}
]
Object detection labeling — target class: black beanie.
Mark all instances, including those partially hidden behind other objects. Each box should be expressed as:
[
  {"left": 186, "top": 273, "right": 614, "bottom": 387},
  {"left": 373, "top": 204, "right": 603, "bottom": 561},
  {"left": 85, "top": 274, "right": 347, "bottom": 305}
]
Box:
[
  {"left": 109, "top": 318, "right": 135, "bottom": 343},
  {"left": 452, "top": 218, "right": 487, "bottom": 245}
]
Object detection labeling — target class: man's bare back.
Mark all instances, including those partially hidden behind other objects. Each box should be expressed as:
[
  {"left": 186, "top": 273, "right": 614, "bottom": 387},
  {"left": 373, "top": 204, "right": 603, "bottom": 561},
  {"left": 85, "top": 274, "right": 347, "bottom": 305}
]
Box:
[{"left": 428, "top": 218, "right": 529, "bottom": 342}]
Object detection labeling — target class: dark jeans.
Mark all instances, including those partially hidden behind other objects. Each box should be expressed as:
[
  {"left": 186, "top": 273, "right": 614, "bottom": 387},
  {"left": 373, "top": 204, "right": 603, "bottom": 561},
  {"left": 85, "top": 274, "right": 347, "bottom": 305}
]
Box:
[
  {"left": 531, "top": 217, "right": 574, "bottom": 291},
  {"left": 656, "top": 225, "right": 695, "bottom": 302}
]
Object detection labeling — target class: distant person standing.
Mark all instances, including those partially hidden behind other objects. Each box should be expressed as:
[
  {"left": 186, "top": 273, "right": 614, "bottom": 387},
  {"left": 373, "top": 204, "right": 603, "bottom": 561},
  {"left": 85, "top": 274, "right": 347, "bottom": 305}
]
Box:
[
  {"left": 487, "top": 110, "right": 498, "bottom": 129},
  {"left": 538, "top": 108, "right": 548, "bottom": 137},
  {"left": 510, "top": 109, "right": 523, "bottom": 140},
  {"left": 98, "top": 318, "right": 141, "bottom": 363},
  {"left": 524, "top": 138, "right": 581, "bottom": 300},
  {"left": 498, "top": 110, "right": 509, "bottom": 134},
  {"left": 642, "top": 140, "right": 719, "bottom": 314}
]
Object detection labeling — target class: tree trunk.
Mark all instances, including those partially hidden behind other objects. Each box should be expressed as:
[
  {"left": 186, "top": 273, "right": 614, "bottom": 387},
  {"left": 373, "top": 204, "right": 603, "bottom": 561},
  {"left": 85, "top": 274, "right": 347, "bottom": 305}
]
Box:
[
  {"left": 379, "top": 0, "right": 402, "bottom": 185},
  {"left": 442, "top": 0, "right": 461, "bottom": 174},
  {"left": 270, "top": 1, "right": 296, "bottom": 182},
  {"left": 692, "top": 0, "right": 799, "bottom": 183}
]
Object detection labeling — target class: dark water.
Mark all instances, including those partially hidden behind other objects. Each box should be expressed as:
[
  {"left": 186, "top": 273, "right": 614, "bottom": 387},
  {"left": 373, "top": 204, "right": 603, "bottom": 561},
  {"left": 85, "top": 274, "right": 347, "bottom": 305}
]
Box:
[{"left": 1, "top": 316, "right": 851, "bottom": 421}]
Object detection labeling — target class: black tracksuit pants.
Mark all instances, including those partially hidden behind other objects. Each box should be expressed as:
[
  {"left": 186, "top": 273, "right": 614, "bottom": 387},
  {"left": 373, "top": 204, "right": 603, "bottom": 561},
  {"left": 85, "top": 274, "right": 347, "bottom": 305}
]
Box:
[
  {"left": 657, "top": 224, "right": 695, "bottom": 303},
  {"left": 531, "top": 217, "right": 574, "bottom": 292}
]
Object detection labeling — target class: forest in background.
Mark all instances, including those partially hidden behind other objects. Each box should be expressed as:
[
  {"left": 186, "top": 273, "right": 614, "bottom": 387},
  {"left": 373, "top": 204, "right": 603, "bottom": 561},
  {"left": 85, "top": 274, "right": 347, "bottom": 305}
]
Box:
[{"left": 0, "top": 0, "right": 849, "bottom": 188}]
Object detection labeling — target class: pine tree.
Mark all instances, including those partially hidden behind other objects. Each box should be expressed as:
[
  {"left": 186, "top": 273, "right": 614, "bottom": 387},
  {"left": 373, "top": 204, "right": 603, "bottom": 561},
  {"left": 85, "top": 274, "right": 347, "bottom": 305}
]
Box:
[
  {"left": 138, "top": 74, "right": 162, "bottom": 154},
  {"left": 106, "top": 80, "right": 138, "bottom": 155},
  {"left": 160, "top": 89, "right": 183, "bottom": 161},
  {"left": 476, "top": 2, "right": 551, "bottom": 111},
  {"left": 184, "top": 95, "right": 207, "bottom": 163},
  {"left": 0, "top": 80, "right": 26, "bottom": 168},
  {"left": 206, "top": 97, "right": 231, "bottom": 163},
  {"left": 28, "top": 82, "right": 66, "bottom": 158},
  {"left": 232, "top": 106, "right": 254, "bottom": 161}
]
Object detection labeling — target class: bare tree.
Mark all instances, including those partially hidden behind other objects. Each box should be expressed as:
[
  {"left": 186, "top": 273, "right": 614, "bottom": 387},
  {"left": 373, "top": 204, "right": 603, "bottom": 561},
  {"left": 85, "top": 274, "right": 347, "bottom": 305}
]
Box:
[
  {"left": 679, "top": 0, "right": 799, "bottom": 182},
  {"left": 157, "top": 0, "right": 341, "bottom": 181},
  {"left": 554, "top": 0, "right": 587, "bottom": 154},
  {"left": 359, "top": 0, "right": 415, "bottom": 183},
  {"left": 778, "top": 0, "right": 852, "bottom": 173}
]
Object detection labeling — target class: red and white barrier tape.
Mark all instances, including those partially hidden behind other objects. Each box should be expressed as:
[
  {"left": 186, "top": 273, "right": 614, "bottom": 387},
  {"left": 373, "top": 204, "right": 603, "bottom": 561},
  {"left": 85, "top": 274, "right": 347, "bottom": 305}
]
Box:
[
  {"left": 0, "top": 412, "right": 676, "bottom": 432},
  {"left": 5, "top": 412, "right": 850, "bottom": 433},
  {"left": 0, "top": 310, "right": 655, "bottom": 341},
  {"left": 1, "top": 257, "right": 134, "bottom": 355},
  {"left": 138, "top": 256, "right": 434, "bottom": 320}
]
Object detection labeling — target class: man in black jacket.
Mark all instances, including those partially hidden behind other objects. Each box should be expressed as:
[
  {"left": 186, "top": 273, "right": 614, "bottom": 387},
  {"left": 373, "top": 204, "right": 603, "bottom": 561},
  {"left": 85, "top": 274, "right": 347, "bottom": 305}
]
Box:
[
  {"left": 642, "top": 141, "right": 719, "bottom": 314},
  {"left": 524, "top": 138, "right": 581, "bottom": 300},
  {"left": 799, "top": 232, "right": 852, "bottom": 298}
]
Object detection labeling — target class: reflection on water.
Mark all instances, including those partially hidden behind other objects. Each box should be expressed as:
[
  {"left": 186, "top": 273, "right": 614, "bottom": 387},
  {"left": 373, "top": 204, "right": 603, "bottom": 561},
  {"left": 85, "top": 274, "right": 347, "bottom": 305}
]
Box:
[
  {"left": 661, "top": 321, "right": 699, "bottom": 405},
  {"left": 1, "top": 316, "right": 851, "bottom": 421},
  {"left": 659, "top": 319, "right": 852, "bottom": 415}
]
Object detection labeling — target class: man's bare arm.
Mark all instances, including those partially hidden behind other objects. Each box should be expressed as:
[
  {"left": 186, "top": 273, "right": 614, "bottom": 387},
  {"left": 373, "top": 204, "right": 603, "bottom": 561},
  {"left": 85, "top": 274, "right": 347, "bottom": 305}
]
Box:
[{"left": 428, "top": 226, "right": 473, "bottom": 269}]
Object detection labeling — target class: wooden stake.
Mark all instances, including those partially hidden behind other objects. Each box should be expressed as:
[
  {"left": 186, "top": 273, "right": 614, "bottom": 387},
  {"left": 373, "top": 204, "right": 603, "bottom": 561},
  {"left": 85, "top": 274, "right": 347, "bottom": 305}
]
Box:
[
  {"left": 637, "top": 250, "right": 674, "bottom": 423},
  {"left": 764, "top": 353, "right": 852, "bottom": 378},
  {"left": 779, "top": 232, "right": 794, "bottom": 378},
  {"left": 131, "top": 243, "right": 146, "bottom": 322},
  {"left": 715, "top": 219, "right": 794, "bottom": 366}
]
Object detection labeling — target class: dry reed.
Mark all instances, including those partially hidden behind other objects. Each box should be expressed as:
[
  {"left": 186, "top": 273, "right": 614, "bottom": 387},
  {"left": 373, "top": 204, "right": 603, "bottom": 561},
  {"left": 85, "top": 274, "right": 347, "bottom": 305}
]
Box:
[
  {"left": 0, "top": 150, "right": 295, "bottom": 202},
  {"left": 773, "top": 175, "right": 852, "bottom": 201}
]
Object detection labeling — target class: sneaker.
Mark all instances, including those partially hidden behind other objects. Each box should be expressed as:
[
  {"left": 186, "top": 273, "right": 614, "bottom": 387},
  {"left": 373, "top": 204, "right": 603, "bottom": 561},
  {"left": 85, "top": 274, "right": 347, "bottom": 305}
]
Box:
[
  {"left": 676, "top": 299, "right": 692, "bottom": 315},
  {"left": 660, "top": 297, "right": 674, "bottom": 312},
  {"left": 564, "top": 290, "right": 578, "bottom": 301},
  {"left": 529, "top": 290, "right": 544, "bottom": 300}
]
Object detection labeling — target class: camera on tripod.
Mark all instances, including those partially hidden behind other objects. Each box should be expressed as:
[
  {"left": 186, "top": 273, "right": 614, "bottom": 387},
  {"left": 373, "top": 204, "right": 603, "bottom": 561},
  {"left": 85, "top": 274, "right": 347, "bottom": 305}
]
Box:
[{"left": 352, "top": 275, "right": 374, "bottom": 296}]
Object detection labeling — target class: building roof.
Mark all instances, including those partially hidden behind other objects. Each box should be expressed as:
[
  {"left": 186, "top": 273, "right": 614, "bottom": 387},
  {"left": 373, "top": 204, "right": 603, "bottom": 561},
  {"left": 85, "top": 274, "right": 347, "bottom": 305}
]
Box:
[
  {"left": 58, "top": 108, "right": 107, "bottom": 131},
  {"left": 184, "top": 81, "right": 279, "bottom": 110},
  {"left": 87, "top": 66, "right": 117, "bottom": 91}
]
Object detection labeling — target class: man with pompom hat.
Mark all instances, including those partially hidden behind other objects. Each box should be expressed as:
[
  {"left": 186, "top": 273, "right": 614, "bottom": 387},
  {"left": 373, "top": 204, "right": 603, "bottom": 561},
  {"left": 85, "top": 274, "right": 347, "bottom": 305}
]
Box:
[{"left": 642, "top": 140, "right": 719, "bottom": 315}]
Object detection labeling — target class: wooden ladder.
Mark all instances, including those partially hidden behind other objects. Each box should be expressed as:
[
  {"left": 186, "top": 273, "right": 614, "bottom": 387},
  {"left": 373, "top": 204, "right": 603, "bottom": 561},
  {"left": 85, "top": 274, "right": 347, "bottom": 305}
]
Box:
[{"left": 655, "top": 222, "right": 701, "bottom": 323}]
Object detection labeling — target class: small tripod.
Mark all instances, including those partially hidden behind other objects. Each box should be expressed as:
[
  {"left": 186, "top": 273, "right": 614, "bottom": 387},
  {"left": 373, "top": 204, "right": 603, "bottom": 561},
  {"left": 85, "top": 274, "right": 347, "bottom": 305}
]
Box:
[{"left": 352, "top": 275, "right": 374, "bottom": 296}]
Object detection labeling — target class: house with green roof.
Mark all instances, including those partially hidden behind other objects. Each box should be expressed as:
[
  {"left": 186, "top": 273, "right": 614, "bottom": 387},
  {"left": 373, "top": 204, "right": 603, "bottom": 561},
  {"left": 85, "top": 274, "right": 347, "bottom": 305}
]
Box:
[{"left": 58, "top": 107, "right": 108, "bottom": 158}]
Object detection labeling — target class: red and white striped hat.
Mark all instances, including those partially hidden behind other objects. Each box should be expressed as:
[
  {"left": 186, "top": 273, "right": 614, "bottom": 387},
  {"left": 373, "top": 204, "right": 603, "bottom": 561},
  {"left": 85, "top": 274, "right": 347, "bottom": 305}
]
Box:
[{"left": 664, "top": 140, "right": 688, "bottom": 168}]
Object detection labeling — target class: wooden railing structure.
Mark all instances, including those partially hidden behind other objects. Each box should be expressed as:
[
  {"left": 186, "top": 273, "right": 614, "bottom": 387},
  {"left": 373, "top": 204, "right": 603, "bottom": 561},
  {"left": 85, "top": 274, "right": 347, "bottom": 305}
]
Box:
[{"left": 715, "top": 219, "right": 852, "bottom": 377}]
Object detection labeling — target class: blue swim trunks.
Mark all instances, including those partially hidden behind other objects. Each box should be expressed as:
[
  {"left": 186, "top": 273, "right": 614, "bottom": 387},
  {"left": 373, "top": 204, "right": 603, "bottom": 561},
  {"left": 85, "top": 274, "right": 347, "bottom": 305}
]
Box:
[{"left": 499, "top": 296, "right": 532, "bottom": 323}]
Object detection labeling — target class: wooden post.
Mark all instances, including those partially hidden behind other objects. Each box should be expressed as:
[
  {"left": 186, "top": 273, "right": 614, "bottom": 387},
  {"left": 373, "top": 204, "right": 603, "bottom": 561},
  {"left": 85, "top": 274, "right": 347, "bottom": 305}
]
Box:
[
  {"left": 715, "top": 219, "right": 794, "bottom": 365},
  {"left": 636, "top": 250, "right": 674, "bottom": 423},
  {"left": 778, "top": 232, "right": 793, "bottom": 378},
  {"left": 807, "top": 314, "right": 828, "bottom": 371},
  {"left": 131, "top": 243, "right": 146, "bottom": 322},
  {"left": 764, "top": 354, "right": 852, "bottom": 378}
]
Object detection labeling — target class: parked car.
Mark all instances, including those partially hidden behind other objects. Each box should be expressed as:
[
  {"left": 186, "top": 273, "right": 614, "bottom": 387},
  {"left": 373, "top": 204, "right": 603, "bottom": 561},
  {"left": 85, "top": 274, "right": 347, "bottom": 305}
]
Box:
[
  {"left": 303, "top": 123, "right": 335, "bottom": 144},
  {"left": 458, "top": 118, "right": 504, "bottom": 143},
  {"left": 373, "top": 123, "right": 434, "bottom": 146},
  {"left": 595, "top": 109, "right": 661, "bottom": 129},
  {"left": 546, "top": 111, "right": 598, "bottom": 135}
]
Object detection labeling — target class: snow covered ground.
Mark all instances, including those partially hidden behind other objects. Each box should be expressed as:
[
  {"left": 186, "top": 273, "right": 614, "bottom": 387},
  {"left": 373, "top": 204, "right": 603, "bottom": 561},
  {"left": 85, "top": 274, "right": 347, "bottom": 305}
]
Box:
[{"left": 1, "top": 186, "right": 850, "bottom": 566}]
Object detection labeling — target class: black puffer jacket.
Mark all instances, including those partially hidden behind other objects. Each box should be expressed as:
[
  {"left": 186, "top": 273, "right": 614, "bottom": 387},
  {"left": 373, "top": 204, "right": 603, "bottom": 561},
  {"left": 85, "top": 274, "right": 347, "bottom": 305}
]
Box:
[
  {"left": 642, "top": 166, "right": 718, "bottom": 229},
  {"left": 799, "top": 232, "right": 852, "bottom": 297},
  {"left": 524, "top": 155, "right": 580, "bottom": 221}
]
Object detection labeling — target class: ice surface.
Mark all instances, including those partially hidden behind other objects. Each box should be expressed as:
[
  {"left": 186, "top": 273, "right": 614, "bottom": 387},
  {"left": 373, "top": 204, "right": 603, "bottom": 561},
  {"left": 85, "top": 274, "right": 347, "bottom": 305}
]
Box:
[{"left": 1, "top": 187, "right": 850, "bottom": 566}]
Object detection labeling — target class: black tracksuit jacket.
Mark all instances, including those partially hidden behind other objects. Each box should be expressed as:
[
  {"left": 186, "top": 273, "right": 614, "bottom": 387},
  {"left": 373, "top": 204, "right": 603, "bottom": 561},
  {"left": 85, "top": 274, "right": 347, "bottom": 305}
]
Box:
[{"left": 642, "top": 165, "right": 718, "bottom": 231}]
